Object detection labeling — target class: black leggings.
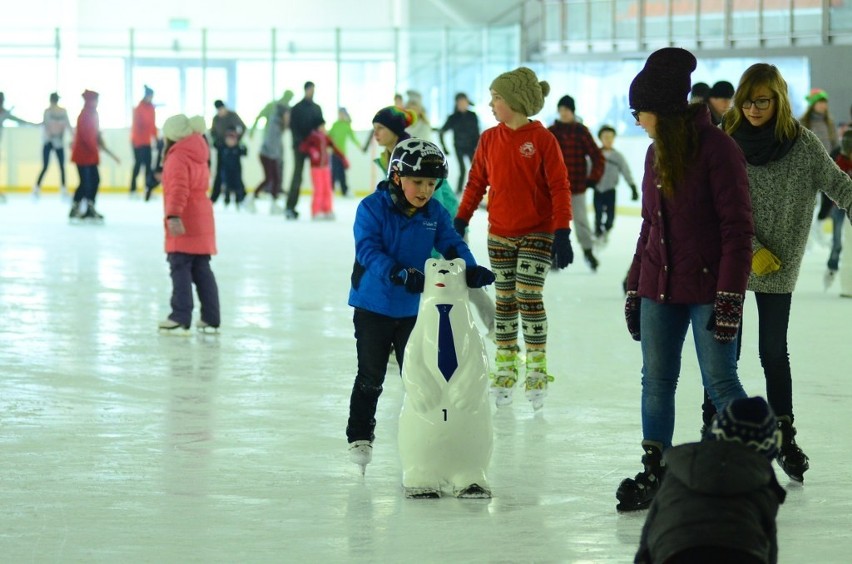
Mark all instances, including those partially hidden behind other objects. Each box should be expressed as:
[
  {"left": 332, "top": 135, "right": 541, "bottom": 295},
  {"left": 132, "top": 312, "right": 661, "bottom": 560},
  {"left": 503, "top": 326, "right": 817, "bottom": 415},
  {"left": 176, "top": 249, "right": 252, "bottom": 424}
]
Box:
[
  {"left": 36, "top": 142, "right": 66, "bottom": 186},
  {"left": 703, "top": 292, "right": 793, "bottom": 424}
]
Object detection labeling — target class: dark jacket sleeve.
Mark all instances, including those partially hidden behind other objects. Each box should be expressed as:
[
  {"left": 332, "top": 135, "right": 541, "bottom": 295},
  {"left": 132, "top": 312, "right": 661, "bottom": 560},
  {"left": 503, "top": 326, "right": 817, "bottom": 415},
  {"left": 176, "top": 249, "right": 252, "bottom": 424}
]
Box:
[
  {"left": 584, "top": 127, "right": 605, "bottom": 183},
  {"left": 708, "top": 134, "right": 754, "bottom": 295}
]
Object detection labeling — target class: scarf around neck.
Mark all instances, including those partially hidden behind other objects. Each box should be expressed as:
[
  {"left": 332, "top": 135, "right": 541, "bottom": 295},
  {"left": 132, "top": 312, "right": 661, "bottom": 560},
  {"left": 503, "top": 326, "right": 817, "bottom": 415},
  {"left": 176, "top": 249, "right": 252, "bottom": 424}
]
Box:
[{"left": 731, "top": 117, "right": 798, "bottom": 166}]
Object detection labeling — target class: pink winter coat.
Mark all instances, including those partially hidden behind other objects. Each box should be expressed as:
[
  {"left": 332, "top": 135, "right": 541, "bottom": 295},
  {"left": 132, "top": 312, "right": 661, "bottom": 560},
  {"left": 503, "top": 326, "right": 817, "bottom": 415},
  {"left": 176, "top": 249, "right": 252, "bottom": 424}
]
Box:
[{"left": 162, "top": 133, "right": 216, "bottom": 255}]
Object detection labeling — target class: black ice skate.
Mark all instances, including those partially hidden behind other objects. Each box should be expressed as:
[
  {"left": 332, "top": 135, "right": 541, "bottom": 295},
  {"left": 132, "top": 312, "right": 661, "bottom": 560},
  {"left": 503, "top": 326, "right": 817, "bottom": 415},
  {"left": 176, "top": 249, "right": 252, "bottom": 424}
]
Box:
[
  {"left": 777, "top": 416, "right": 809, "bottom": 482},
  {"left": 68, "top": 201, "right": 83, "bottom": 222},
  {"left": 455, "top": 483, "right": 492, "bottom": 499},
  {"left": 616, "top": 443, "right": 665, "bottom": 512},
  {"left": 404, "top": 487, "right": 441, "bottom": 499},
  {"left": 583, "top": 249, "right": 599, "bottom": 272},
  {"left": 82, "top": 200, "right": 104, "bottom": 223}
]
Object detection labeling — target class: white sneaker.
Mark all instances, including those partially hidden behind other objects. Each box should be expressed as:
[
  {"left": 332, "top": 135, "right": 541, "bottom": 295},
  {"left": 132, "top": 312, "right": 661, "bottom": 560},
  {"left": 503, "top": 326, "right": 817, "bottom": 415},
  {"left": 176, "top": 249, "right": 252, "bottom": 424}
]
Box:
[
  {"left": 60, "top": 185, "right": 70, "bottom": 202},
  {"left": 270, "top": 201, "right": 284, "bottom": 215},
  {"left": 158, "top": 319, "right": 190, "bottom": 334},
  {"left": 32, "top": 184, "right": 41, "bottom": 200},
  {"left": 349, "top": 440, "right": 372, "bottom": 474},
  {"left": 244, "top": 195, "right": 256, "bottom": 213}
]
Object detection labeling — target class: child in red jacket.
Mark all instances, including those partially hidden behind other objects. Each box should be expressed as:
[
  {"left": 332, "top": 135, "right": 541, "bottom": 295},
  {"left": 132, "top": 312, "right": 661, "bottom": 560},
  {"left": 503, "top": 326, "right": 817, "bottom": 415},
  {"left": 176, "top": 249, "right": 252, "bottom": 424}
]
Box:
[
  {"left": 454, "top": 67, "right": 574, "bottom": 411},
  {"left": 299, "top": 121, "right": 347, "bottom": 220},
  {"left": 158, "top": 114, "right": 220, "bottom": 334}
]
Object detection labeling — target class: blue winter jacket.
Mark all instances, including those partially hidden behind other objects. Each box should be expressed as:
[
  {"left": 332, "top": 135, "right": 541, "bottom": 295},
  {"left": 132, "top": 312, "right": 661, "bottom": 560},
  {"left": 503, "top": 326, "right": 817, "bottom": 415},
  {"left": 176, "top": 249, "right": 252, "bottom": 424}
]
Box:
[{"left": 349, "top": 181, "right": 477, "bottom": 318}]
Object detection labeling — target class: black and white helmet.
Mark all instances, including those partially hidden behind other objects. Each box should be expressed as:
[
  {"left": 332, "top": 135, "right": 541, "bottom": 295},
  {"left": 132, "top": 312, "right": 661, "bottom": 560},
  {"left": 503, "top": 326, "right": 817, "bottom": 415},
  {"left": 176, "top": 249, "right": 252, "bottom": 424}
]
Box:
[{"left": 387, "top": 138, "right": 449, "bottom": 181}]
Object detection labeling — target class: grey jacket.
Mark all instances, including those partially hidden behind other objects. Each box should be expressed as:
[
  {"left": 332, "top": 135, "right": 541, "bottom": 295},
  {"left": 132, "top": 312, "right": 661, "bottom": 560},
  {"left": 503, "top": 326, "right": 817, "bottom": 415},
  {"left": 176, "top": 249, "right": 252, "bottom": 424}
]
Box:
[
  {"left": 596, "top": 147, "right": 635, "bottom": 192},
  {"left": 747, "top": 127, "right": 852, "bottom": 293}
]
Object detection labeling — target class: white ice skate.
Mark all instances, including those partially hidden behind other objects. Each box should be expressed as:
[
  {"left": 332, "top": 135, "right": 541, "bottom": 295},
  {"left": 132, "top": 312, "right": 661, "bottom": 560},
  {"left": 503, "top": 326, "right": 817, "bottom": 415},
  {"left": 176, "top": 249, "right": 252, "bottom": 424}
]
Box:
[
  {"left": 490, "top": 348, "right": 519, "bottom": 407},
  {"left": 158, "top": 319, "right": 190, "bottom": 335},
  {"left": 524, "top": 351, "right": 554, "bottom": 411},
  {"left": 197, "top": 320, "right": 220, "bottom": 334},
  {"left": 348, "top": 440, "right": 372, "bottom": 475}
]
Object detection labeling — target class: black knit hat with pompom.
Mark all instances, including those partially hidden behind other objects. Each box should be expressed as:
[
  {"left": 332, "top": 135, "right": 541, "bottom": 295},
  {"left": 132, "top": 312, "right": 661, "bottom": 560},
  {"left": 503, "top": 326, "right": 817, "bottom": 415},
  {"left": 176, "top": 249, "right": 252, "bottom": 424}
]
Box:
[{"left": 629, "top": 48, "right": 697, "bottom": 115}]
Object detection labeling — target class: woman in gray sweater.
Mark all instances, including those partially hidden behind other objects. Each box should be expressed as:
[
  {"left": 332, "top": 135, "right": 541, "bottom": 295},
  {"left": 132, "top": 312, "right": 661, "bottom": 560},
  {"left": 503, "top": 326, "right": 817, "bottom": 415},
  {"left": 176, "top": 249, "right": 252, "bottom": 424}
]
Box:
[{"left": 702, "top": 63, "right": 852, "bottom": 483}]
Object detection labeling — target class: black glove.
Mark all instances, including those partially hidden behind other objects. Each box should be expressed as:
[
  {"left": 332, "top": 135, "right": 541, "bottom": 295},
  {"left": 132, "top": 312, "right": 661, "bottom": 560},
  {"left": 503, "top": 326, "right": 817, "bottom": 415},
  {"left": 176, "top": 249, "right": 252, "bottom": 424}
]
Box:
[
  {"left": 625, "top": 291, "right": 641, "bottom": 341},
  {"left": 630, "top": 184, "right": 639, "bottom": 201},
  {"left": 391, "top": 266, "right": 425, "bottom": 293},
  {"left": 585, "top": 180, "right": 596, "bottom": 191},
  {"left": 466, "top": 265, "right": 495, "bottom": 288},
  {"left": 551, "top": 228, "right": 574, "bottom": 270},
  {"left": 707, "top": 291, "right": 744, "bottom": 344},
  {"left": 453, "top": 218, "right": 468, "bottom": 238}
]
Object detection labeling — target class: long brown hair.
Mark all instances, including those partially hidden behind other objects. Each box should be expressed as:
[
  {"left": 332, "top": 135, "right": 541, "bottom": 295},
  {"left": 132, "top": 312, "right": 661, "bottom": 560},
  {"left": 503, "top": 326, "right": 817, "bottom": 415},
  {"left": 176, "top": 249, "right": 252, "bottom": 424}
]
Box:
[
  {"left": 653, "top": 104, "right": 701, "bottom": 198},
  {"left": 724, "top": 63, "right": 799, "bottom": 142}
]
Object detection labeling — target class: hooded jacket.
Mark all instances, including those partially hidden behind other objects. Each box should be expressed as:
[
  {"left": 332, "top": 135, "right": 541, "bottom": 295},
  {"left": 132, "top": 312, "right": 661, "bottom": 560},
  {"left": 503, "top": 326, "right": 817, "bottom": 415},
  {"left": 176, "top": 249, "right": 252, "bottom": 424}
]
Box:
[
  {"left": 456, "top": 120, "right": 572, "bottom": 237},
  {"left": 349, "top": 181, "right": 477, "bottom": 318},
  {"left": 636, "top": 441, "right": 786, "bottom": 564},
  {"left": 162, "top": 133, "right": 216, "bottom": 255},
  {"left": 71, "top": 95, "right": 100, "bottom": 166}
]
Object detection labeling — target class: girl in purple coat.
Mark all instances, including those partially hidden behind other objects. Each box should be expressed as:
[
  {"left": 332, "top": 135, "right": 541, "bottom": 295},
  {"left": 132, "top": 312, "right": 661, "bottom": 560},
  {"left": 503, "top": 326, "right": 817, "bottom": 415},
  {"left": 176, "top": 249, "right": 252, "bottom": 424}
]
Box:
[{"left": 616, "top": 48, "right": 755, "bottom": 512}]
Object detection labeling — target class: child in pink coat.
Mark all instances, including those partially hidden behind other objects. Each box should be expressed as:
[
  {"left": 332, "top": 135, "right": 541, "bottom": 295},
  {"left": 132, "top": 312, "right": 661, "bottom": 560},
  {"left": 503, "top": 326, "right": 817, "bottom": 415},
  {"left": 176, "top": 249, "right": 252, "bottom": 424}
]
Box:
[
  {"left": 299, "top": 121, "right": 347, "bottom": 219},
  {"left": 158, "top": 114, "right": 220, "bottom": 333}
]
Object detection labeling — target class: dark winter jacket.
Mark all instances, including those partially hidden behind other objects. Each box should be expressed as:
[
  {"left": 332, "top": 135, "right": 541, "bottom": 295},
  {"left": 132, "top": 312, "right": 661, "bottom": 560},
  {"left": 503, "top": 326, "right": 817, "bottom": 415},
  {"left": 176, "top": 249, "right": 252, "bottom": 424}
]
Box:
[
  {"left": 627, "top": 106, "right": 754, "bottom": 304},
  {"left": 636, "top": 441, "right": 786, "bottom": 564},
  {"left": 349, "top": 181, "right": 477, "bottom": 318},
  {"left": 439, "top": 110, "right": 480, "bottom": 152},
  {"left": 289, "top": 98, "right": 324, "bottom": 149},
  {"left": 547, "top": 120, "right": 605, "bottom": 194}
]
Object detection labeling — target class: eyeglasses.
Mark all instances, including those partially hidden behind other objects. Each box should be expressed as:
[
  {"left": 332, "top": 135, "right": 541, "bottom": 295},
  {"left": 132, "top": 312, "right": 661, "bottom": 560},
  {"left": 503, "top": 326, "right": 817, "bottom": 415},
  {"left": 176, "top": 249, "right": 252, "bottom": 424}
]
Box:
[
  {"left": 741, "top": 98, "right": 774, "bottom": 110},
  {"left": 631, "top": 110, "right": 640, "bottom": 121}
]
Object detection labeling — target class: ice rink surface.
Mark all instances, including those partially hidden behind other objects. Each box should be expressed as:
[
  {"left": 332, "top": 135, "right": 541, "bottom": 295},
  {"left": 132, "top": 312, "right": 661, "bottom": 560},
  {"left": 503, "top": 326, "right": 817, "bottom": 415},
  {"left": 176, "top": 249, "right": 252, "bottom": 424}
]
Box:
[{"left": 1, "top": 192, "right": 850, "bottom": 563}]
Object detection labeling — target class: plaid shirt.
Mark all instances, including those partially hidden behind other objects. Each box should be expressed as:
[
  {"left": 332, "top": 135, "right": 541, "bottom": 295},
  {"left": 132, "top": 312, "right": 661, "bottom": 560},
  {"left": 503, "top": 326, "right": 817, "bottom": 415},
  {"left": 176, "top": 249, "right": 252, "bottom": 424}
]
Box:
[{"left": 548, "top": 121, "right": 605, "bottom": 194}]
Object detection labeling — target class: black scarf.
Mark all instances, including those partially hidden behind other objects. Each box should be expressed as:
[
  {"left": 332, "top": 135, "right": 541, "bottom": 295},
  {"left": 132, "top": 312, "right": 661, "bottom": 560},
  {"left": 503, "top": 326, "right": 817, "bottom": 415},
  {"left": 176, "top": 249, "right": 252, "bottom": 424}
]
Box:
[
  {"left": 385, "top": 180, "right": 418, "bottom": 217},
  {"left": 730, "top": 117, "right": 798, "bottom": 166}
]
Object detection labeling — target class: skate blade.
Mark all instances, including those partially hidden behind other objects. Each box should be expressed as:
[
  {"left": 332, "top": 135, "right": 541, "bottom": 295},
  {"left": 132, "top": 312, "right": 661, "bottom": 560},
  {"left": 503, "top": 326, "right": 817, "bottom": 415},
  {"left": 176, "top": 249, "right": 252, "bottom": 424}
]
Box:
[
  {"left": 616, "top": 501, "right": 651, "bottom": 513},
  {"left": 404, "top": 488, "right": 441, "bottom": 499},
  {"left": 197, "top": 326, "right": 220, "bottom": 335},
  {"left": 158, "top": 327, "right": 191, "bottom": 336},
  {"left": 490, "top": 386, "right": 514, "bottom": 407},
  {"left": 455, "top": 484, "right": 492, "bottom": 499}
]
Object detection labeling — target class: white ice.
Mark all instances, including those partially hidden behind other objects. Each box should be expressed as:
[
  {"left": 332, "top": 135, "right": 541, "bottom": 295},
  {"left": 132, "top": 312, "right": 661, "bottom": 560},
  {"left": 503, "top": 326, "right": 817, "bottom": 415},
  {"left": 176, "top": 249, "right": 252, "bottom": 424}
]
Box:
[{"left": 1, "top": 193, "right": 850, "bottom": 563}]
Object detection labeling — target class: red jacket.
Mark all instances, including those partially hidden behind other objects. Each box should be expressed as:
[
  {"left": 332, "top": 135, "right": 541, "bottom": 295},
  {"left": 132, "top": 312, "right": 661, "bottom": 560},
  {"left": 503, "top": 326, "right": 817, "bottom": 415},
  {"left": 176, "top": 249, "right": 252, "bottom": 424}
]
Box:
[
  {"left": 627, "top": 106, "right": 753, "bottom": 304},
  {"left": 298, "top": 130, "right": 346, "bottom": 169},
  {"left": 131, "top": 100, "right": 157, "bottom": 148},
  {"left": 547, "top": 121, "right": 605, "bottom": 194},
  {"left": 71, "top": 104, "right": 99, "bottom": 166},
  {"left": 163, "top": 134, "right": 216, "bottom": 255},
  {"left": 456, "top": 120, "right": 572, "bottom": 237}
]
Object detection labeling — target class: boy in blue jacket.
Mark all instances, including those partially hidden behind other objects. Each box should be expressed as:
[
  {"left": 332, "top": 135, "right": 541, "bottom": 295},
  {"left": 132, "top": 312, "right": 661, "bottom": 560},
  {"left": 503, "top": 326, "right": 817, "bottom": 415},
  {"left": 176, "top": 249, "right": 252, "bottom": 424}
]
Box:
[{"left": 346, "top": 139, "right": 494, "bottom": 471}]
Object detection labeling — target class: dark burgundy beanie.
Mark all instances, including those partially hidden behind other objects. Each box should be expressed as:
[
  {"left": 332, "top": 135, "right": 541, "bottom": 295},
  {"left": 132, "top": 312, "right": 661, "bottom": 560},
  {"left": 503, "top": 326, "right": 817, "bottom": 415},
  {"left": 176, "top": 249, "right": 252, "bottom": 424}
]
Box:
[{"left": 629, "top": 47, "right": 697, "bottom": 114}]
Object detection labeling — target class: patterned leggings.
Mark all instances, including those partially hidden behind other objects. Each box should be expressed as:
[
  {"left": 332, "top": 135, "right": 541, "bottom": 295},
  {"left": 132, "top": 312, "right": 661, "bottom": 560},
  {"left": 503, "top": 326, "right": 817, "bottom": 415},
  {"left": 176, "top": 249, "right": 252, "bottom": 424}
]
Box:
[{"left": 487, "top": 232, "right": 553, "bottom": 352}]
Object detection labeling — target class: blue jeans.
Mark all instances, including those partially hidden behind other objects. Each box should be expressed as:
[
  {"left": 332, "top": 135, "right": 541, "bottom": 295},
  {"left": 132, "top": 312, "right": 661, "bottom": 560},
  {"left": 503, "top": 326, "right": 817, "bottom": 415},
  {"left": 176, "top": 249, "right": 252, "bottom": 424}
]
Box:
[
  {"left": 828, "top": 205, "right": 845, "bottom": 271},
  {"left": 640, "top": 298, "right": 746, "bottom": 448}
]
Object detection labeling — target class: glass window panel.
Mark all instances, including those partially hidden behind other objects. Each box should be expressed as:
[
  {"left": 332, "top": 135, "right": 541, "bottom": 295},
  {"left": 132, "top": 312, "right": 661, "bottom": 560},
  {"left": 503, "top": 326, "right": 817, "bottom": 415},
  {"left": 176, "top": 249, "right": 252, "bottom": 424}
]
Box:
[
  {"left": 615, "top": 0, "right": 639, "bottom": 41},
  {"left": 74, "top": 58, "right": 126, "bottom": 128}
]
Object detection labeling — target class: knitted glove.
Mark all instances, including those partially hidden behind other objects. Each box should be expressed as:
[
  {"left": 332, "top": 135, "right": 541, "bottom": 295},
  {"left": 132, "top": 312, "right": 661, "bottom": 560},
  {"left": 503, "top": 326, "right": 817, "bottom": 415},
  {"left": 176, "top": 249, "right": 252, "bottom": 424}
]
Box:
[
  {"left": 466, "top": 265, "right": 496, "bottom": 288},
  {"left": 625, "top": 291, "right": 641, "bottom": 341},
  {"left": 630, "top": 184, "right": 639, "bottom": 201},
  {"left": 453, "top": 218, "right": 468, "bottom": 238},
  {"left": 752, "top": 248, "right": 781, "bottom": 276},
  {"left": 551, "top": 228, "right": 574, "bottom": 270},
  {"left": 391, "top": 266, "right": 425, "bottom": 293},
  {"left": 707, "top": 292, "right": 744, "bottom": 344}
]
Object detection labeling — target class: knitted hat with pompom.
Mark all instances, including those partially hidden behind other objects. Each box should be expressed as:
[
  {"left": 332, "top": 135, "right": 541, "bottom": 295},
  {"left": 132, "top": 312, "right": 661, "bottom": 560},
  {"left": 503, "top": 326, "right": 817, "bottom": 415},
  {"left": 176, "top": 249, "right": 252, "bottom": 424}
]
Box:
[
  {"left": 490, "top": 67, "right": 550, "bottom": 117},
  {"left": 629, "top": 48, "right": 696, "bottom": 115},
  {"left": 163, "top": 114, "right": 207, "bottom": 142}
]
